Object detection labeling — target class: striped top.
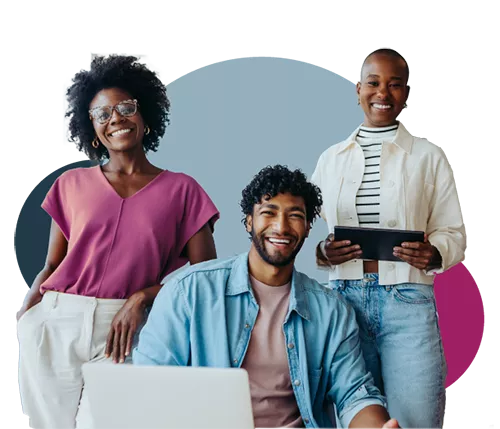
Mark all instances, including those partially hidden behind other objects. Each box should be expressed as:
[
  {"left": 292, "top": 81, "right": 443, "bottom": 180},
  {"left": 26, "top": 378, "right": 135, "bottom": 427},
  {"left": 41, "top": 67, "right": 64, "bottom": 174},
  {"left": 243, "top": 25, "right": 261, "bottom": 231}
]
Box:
[{"left": 355, "top": 124, "right": 398, "bottom": 227}]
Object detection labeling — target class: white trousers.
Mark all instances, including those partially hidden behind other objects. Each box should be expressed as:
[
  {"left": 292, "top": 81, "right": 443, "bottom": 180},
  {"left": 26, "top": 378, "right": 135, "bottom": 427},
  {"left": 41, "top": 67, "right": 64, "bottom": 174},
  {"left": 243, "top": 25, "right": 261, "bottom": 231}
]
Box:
[{"left": 17, "top": 291, "right": 128, "bottom": 429}]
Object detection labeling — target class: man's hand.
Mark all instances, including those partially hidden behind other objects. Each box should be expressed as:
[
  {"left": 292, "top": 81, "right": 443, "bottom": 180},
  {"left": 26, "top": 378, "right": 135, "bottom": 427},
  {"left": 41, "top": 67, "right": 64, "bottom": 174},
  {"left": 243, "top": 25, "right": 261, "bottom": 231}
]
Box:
[
  {"left": 382, "top": 418, "right": 400, "bottom": 428},
  {"left": 349, "top": 405, "right": 400, "bottom": 428},
  {"left": 393, "top": 234, "right": 442, "bottom": 270}
]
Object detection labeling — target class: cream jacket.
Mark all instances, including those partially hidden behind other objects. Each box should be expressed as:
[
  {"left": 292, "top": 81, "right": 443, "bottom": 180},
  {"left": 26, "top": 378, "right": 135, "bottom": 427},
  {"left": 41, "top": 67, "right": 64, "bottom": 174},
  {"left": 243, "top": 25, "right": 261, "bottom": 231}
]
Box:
[{"left": 311, "top": 122, "right": 466, "bottom": 285}]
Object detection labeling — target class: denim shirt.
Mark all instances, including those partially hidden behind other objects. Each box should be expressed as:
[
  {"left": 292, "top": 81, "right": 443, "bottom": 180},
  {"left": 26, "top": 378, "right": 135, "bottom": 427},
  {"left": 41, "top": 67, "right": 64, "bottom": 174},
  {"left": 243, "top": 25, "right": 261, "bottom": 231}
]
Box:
[{"left": 133, "top": 253, "right": 385, "bottom": 428}]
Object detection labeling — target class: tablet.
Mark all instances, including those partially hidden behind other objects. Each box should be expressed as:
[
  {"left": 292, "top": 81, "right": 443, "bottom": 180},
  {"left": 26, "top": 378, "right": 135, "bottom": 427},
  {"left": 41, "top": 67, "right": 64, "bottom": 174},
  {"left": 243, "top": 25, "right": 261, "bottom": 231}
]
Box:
[{"left": 333, "top": 226, "right": 425, "bottom": 262}]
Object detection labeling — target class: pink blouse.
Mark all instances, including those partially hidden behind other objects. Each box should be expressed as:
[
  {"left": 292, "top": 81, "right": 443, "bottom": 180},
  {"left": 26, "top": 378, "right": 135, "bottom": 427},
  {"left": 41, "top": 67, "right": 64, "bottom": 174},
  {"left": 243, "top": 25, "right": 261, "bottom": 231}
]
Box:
[{"left": 40, "top": 166, "right": 219, "bottom": 299}]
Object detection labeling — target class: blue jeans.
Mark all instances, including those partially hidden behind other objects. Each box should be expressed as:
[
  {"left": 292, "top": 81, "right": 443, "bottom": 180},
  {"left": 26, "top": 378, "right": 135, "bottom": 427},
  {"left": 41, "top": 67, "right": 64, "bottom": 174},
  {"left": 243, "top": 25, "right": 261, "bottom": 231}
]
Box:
[{"left": 329, "top": 274, "right": 447, "bottom": 428}]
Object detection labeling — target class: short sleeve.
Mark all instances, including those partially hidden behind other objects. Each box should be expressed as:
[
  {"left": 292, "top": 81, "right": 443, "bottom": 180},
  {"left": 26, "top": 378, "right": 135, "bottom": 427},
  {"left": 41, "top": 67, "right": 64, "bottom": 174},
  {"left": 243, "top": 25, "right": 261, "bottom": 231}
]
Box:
[
  {"left": 176, "top": 176, "right": 220, "bottom": 257},
  {"left": 41, "top": 175, "right": 71, "bottom": 240}
]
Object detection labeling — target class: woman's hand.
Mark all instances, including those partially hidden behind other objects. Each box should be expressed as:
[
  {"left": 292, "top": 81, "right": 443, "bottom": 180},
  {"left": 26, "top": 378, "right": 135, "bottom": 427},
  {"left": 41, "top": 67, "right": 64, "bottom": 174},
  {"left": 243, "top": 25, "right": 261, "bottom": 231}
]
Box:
[
  {"left": 393, "top": 234, "right": 442, "bottom": 270},
  {"left": 17, "top": 220, "right": 67, "bottom": 321},
  {"left": 17, "top": 290, "right": 43, "bottom": 321},
  {"left": 104, "top": 223, "right": 217, "bottom": 363},
  {"left": 316, "top": 233, "right": 362, "bottom": 266},
  {"left": 105, "top": 295, "right": 146, "bottom": 363}
]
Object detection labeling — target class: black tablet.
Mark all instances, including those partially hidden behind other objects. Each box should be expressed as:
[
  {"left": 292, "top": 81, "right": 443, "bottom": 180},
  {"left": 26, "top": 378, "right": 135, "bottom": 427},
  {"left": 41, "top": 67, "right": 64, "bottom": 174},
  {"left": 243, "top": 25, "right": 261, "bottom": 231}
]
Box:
[{"left": 333, "top": 226, "right": 425, "bottom": 262}]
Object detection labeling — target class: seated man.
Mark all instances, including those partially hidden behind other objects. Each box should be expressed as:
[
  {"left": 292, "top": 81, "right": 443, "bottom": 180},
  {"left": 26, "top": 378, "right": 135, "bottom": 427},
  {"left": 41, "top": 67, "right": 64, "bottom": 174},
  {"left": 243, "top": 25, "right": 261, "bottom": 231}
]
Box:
[{"left": 133, "top": 165, "right": 399, "bottom": 428}]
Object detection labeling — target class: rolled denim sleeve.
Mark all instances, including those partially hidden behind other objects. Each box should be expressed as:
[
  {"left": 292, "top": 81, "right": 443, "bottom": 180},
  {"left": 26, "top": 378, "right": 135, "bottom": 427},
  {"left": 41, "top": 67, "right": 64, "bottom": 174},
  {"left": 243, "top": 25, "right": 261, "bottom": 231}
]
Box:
[
  {"left": 133, "top": 278, "right": 191, "bottom": 366},
  {"left": 326, "top": 303, "right": 386, "bottom": 427}
]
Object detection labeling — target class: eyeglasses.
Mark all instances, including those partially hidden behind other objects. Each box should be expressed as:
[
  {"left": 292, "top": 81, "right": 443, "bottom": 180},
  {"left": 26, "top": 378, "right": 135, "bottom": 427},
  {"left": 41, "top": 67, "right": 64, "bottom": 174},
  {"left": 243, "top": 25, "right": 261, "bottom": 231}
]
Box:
[{"left": 89, "top": 99, "right": 138, "bottom": 124}]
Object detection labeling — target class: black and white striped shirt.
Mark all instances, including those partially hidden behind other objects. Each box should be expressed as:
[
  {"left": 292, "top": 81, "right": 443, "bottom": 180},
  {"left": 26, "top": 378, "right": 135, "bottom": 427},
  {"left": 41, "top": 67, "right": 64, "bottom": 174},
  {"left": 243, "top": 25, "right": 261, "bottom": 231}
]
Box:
[{"left": 355, "top": 124, "right": 398, "bottom": 227}]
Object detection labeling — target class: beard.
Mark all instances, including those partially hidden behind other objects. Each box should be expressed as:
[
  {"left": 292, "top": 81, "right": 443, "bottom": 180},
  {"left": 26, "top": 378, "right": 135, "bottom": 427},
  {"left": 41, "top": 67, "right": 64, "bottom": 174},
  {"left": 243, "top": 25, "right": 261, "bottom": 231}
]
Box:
[{"left": 251, "top": 226, "right": 306, "bottom": 267}]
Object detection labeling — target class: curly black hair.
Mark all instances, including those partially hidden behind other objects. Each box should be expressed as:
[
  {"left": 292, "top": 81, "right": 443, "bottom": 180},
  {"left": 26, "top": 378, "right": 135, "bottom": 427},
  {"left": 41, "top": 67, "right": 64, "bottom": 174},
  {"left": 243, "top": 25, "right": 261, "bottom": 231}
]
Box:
[
  {"left": 240, "top": 165, "right": 323, "bottom": 227},
  {"left": 65, "top": 55, "right": 170, "bottom": 161}
]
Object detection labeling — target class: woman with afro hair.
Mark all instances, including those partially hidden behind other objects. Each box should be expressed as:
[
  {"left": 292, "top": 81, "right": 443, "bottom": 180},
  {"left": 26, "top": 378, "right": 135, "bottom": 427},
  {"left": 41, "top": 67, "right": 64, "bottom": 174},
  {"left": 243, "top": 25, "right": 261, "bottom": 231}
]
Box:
[{"left": 17, "top": 55, "right": 219, "bottom": 429}]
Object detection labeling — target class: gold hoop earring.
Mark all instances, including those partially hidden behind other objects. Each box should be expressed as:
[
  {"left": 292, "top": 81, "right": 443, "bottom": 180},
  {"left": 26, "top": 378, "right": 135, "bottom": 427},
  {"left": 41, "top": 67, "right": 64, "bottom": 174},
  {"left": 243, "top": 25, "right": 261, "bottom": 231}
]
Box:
[
  {"left": 404, "top": 102, "right": 408, "bottom": 108},
  {"left": 357, "top": 99, "right": 360, "bottom": 105},
  {"left": 144, "top": 126, "right": 150, "bottom": 135},
  {"left": 92, "top": 138, "right": 99, "bottom": 149}
]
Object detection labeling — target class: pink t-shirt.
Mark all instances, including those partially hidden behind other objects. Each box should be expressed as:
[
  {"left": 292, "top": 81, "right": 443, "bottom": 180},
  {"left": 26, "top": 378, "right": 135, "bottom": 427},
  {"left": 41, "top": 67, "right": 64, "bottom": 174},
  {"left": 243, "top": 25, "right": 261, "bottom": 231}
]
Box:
[
  {"left": 39, "top": 166, "right": 219, "bottom": 298},
  {"left": 242, "top": 276, "right": 303, "bottom": 428}
]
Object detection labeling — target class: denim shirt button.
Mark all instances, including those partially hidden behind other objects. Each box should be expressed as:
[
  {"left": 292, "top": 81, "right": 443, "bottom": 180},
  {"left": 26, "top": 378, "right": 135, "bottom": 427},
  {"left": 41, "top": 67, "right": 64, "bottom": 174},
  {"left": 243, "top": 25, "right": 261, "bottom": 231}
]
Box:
[
  {"left": 287, "top": 343, "right": 294, "bottom": 349},
  {"left": 304, "top": 418, "right": 310, "bottom": 424},
  {"left": 245, "top": 323, "right": 250, "bottom": 328},
  {"left": 233, "top": 359, "right": 238, "bottom": 364},
  {"left": 294, "top": 379, "right": 301, "bottom": 386}
]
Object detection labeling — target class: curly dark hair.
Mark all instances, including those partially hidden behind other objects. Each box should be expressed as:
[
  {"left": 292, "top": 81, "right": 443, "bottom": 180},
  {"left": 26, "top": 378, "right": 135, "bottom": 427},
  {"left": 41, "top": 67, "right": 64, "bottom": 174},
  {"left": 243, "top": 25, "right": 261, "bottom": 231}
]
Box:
[
  {"left": 65, "top": 55, "right": 170, "bottom": 160},
  {"left": 240, "top": 165, "right": 323, "bottom": 227}
]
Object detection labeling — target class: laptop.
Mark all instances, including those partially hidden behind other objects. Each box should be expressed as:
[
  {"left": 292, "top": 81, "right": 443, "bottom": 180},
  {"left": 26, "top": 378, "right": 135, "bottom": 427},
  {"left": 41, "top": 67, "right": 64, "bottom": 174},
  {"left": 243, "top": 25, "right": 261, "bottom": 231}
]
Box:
[{"left": 82, "top": 363, "right": 255, "bottom": 429}]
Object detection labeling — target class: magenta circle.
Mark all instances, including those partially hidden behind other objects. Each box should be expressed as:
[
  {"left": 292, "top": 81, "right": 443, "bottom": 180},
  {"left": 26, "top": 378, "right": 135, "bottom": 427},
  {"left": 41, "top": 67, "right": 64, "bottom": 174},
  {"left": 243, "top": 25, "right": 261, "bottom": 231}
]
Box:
[{"left": 434, "top": 263, "right": 484, "bottom": 388}]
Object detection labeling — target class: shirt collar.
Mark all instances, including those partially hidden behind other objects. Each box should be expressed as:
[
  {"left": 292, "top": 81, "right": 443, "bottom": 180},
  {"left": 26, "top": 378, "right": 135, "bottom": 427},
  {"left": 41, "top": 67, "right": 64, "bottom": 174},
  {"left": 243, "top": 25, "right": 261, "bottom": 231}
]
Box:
[
  {"left": 226, "top": 252, "right": 310, "bottom": 321},
  {"left": 338, "top": 121, "right": 414, "bottom": 154}
]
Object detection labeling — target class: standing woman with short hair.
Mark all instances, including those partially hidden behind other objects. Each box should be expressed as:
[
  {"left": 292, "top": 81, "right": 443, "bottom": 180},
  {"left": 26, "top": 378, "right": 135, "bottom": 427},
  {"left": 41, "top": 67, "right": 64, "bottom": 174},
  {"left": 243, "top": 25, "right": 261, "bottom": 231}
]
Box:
[
  {"left": 17, "top": 55, "right": 220, "bottom": 429},
  {"left": 312, "top": 49, "right": 466, "bottom": 428}
]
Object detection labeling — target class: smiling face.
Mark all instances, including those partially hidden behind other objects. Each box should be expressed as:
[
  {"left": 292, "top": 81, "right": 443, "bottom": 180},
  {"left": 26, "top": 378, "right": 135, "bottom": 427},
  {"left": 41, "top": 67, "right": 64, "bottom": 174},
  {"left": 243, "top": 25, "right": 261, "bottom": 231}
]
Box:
[
  {"left": 246, "top": 192, "right": 310, "bottom": 268},
  {"left": 89, "top": 87, "right": 145, "bottom": 155},
  {"left": 356, "top": 53, "right": 410, "bottom": 128}
]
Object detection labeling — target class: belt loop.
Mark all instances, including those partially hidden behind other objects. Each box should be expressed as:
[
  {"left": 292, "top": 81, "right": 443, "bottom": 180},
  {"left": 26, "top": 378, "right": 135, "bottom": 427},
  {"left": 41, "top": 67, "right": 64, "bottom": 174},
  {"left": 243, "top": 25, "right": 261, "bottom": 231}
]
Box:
[
  {"left": 385, "top": 285, "right": 391, "bottom": 292},
  {"left": 52, "top": 292, "right": 58, "bottom": 309}
]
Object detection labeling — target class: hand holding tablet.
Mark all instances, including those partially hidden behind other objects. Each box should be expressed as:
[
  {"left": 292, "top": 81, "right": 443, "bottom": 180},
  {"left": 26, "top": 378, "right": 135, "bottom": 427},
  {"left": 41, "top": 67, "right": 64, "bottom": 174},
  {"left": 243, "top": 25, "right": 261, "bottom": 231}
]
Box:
[
  {"left": 393, "top": 234, "right": 442, "bottom": 270},
  {"left": 320, "top": 234, "right": 363, "bottom": 265},
  {"left": 333, "top": 226, "right": 426, "bottom": 262}
]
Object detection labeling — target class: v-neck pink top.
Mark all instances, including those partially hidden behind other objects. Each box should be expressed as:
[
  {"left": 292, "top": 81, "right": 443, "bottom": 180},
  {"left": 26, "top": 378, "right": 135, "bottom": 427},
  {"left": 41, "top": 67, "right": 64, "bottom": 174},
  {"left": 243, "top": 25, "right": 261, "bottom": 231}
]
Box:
[{"left": 39, "top": 166, "right": 219, "bottom": 299}]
